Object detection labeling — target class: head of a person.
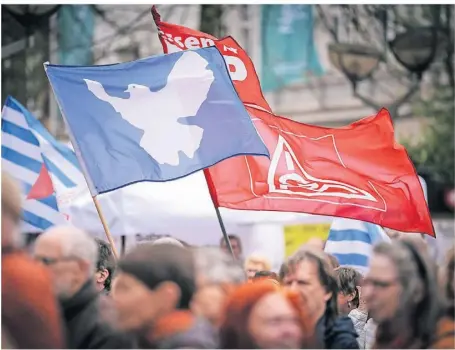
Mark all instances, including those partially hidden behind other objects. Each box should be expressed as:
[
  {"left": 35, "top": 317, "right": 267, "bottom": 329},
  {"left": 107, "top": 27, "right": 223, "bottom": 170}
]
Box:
[
  {"left": 363, "top": 240, "right": 441, "bottom": 347},
  {"left": 33, "top": 225, "right": 98, "bottom": 300},
  {"left": 384, "top": 228, "right": 402, "bottom": 240},
  {"left": 152, "top": 237, "right": 184, "bottom": 247},
  {"left": 334, "top": 267, "right": 363, "bottom": 315},
  {"left": 283, "top": 247, "right": 338, "bottom": 324},
  {"left": 244, "top": 254, "right": 272, "bottom": 280},
  {"left": 220, "top": 281, "right": 314, "bottom": 349},
  {"left": 112, "top": 243, "right": 195, "bottom": 333},
  {"left": 326, "top": 253, "right": 340, "bottom": 270},
  {"left": 252, "top": 271, "right": 280, "bottom": 287},
  {"left": 279, "top": 261, "right": 289, "bottom": 282},
  {"left": 219, "top": 234, "right": 242, "bottom": 260},
  {"left": 94, "top": 238, "right": 115, "bottom": 293},
  {"left": 304, "top": 237, "right": 326, "bottom": 251},
  {"left": 2, "top": 172, "right": 23, "bottom": 250},
  {"left": 191, "top": 247, "right": 246, "bottom": 326},
  {"left": 397, "top": 233, "right": 429, "bottom": 256},
  {"left": 253, "top": 270, "right": 278, "bottom": 280}
]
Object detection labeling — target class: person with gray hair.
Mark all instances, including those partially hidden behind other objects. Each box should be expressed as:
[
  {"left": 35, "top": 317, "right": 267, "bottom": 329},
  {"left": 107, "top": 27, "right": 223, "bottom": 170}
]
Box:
[
  {"left": 152, "top": 236, "right": 184, "bottom": 247},
  {"left": 191, "top": 247, "right": 246, "bottom": 326},
  {"left": 34, "top": 225, "right": 134, "bottom": 349},
  {"left": 363, "top": 240, "right": 441, "bottom": 348}
]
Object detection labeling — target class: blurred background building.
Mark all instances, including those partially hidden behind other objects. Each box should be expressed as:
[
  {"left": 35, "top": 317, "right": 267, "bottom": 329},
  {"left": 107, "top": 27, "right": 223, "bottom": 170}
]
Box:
[{"left": 2, "top": 4, "right": 454, "bottom": 217}]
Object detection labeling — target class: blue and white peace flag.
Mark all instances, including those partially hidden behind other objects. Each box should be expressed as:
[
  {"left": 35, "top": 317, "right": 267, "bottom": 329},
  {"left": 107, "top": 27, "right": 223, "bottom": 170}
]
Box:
[
  {"left": 45, "top": 46, "right": 269, "bottom": 195},
  {"left": 324, "top": 218, "right": 391, "bottom": 275},
  {"left": 1, "top": 96, "right": 84, "bottom": 232}
]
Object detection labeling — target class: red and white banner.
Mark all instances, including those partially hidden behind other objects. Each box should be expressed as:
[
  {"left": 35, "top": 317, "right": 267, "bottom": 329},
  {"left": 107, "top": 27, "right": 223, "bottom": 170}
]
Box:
[
  {"left": 151, "top": 6, "right": 272, "bottom": 114},
  {"left": 206, "top": 107, "right": 434, "bottom": 237}
]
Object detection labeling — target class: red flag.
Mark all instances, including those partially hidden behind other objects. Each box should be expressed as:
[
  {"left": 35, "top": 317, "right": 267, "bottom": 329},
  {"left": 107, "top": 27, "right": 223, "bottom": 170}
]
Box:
[
  {"left": 206, "top": 107, "right": 434, "bottom": 236},
  {"left": 151, "top": 6, "right": 272, "bottom": 113},
  {"left": 27, "top": 164, "right": 54, "bottom": 200}
]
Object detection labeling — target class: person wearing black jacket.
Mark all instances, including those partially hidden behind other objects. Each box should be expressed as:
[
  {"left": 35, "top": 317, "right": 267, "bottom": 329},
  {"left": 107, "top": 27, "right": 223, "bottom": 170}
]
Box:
[
  {"left": 283, "top": 247, "right": 359, "bottom": 349},
  {"left": 34, "top": 225, "right": 134, "bottom": 349}
]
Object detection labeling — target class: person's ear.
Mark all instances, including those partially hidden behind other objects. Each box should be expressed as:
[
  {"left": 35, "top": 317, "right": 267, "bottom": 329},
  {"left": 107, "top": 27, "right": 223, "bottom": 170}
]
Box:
[
  {"left": 347, "top": 291, "right": 356, "bottom": 302},
  {"left": 323, "top": 291, "right": 332, "bottom": 302},
  {"left": 96, "top": 268, "right": 109, "bottom": 284},
  {"left": 156, "top": 281, "right": 181, "bottom": 310}
]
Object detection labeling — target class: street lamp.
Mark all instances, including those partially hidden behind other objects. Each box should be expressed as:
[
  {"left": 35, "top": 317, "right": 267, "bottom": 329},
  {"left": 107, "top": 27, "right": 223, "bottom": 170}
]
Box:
[
  {"left": 389, "top": 26, "right": 448, "bottom": 77},
  {"left": 328, "top": 26, "right": 445, "bottom": 119},
  {"left": 328, "top": 43, "right": 383, "bottom": 87}
]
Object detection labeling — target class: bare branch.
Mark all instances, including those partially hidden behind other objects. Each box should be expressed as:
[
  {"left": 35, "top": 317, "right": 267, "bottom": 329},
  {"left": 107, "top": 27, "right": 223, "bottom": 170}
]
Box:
[
  {"left": 316, "top": 5, "right": 338, "bottom": 42},
  {"left": 91, "top": 5, "right": 123, "bottom": 31}
]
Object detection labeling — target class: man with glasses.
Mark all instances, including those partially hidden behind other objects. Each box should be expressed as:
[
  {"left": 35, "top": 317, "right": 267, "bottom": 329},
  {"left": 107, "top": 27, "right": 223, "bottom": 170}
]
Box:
[{"left": 34, "top": 225, "right": 133, "bottom": 349}]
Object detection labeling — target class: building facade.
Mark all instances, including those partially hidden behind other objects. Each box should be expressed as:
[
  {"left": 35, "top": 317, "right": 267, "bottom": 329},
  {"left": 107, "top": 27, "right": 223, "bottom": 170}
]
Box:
[{"left": 2, "top": 4, "right": 426, "bottom": 142}]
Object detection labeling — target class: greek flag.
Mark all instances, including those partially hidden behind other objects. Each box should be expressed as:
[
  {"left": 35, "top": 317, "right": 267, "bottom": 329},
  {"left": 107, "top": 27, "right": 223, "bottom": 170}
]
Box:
[
  {"left": 1, "top": 96, "right": 84, "bottom": 233},
  {"left": 324, "top": 218, "right": 391, "bottom": 274}
]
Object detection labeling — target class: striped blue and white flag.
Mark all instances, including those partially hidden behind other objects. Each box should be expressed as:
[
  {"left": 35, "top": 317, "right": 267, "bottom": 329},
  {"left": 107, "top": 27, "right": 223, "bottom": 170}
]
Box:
[
  {"left": 2, "top": 96, "right": 85, "bottom": 233},
  {"left": 324, "top": 218, "right": 391, "bottom": 274}
]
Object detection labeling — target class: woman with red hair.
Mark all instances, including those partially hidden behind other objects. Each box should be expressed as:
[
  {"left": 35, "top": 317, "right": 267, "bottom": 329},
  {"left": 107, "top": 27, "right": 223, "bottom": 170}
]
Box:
[{"left": 219, "top": 281, "right": 317, "bottom": 348}]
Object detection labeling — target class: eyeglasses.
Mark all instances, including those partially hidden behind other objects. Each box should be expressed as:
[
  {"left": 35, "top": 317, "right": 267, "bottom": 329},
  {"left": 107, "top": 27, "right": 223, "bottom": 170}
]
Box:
[
  {"left": 35, "top": 256, "right": 76, "bottom": 266},
  {"left": 363, "top": 277, "right": 398, "bottom": 289}
]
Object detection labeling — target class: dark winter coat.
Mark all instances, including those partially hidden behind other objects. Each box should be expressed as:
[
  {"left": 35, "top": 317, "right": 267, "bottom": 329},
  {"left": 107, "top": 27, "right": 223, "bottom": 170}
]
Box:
[
  {"left": 61, "top": 281, "right": 135, "bottom": 349},
  {"left": 316, "top": 314, "right": 360, "bottom": 349}
]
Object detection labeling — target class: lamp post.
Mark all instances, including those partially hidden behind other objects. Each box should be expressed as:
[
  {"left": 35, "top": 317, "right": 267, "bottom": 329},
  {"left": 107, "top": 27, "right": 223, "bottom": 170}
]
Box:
[
  {"left": 328, "top": 26, "right": 447, "bottom": 119},
  {"left": 328, "top": 43, "right": 383, "bottom": 85},
  {"left": 389, "top": 26, "right": 447, "bottom": 77}
]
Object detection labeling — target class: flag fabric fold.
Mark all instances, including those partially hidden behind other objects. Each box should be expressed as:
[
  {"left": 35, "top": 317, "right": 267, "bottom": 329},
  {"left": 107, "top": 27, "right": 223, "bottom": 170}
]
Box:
[
  {"left": 206, "top": 107, "right": 434, "bottom": 236},
  {"left": 45, "top": 46, "right": 269, "bottom": 195},
  {"left": 324, "top": 218, "right": 392, "bottom": 275},
  {"left": 151, "top": 5, "right": 272, "bottom": 114},
  {"left": 1, "top": 96, "right": 84, "bottom": 232}
]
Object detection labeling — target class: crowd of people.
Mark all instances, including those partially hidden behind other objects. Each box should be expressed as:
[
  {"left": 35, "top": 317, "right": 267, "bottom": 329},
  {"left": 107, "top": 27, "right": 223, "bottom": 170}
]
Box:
[{"left": 2, "top": 171, "right": 454, "bottom": 349}]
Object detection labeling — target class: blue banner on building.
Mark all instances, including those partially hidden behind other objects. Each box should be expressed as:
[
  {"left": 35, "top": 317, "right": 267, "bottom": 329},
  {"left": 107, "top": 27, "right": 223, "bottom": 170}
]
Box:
[
  {"left": 261, "top": 5, "right": 324, "bottom": 92},
  {"left": 57, "top": 5, "right": 95, "bottom": 65}
]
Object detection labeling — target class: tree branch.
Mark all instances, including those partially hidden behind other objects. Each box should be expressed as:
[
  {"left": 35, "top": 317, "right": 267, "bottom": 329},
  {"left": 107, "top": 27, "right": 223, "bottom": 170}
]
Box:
[{"left": 316, "top": 5, "right": 338, "bottom": 42}]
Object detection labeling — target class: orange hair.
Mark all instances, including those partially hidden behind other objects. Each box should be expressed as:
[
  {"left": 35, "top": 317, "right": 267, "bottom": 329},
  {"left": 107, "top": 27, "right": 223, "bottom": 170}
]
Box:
[
  {"left": 219, "top": 281, "right": 316, "bottom": 348},
  {"left": 2, "top": 252, "right": 66, "bottom": 348}
]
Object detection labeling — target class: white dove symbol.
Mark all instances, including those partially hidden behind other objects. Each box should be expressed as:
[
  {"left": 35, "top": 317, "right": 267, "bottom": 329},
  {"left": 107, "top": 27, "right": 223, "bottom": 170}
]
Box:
[{"left": 83, "top": 51, "right": 215, "bottom": 166}]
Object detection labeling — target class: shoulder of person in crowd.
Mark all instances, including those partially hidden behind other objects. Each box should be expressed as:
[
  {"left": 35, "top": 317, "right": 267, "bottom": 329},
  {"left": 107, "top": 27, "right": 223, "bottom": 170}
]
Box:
[
  {"left": 144, "top": 310, "right": 219, "bottom": 349},
  {"left": 324, "top": 315, "right": 360, "bottom": 349},
  {"left": 430, "top": 316, "right": 455, "bottom": 349}
]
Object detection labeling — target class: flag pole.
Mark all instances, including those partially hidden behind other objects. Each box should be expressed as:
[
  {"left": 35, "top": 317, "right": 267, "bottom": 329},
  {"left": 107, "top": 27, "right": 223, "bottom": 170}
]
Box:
[
  {"left": 92, "top": 196, "right": 119, "bottom": 259},
  {"left": 43, "top": 62, "right": 119, "bottom": 260},
  {"left": 202, "top": 169, "right": 236, "bottom": 259}
]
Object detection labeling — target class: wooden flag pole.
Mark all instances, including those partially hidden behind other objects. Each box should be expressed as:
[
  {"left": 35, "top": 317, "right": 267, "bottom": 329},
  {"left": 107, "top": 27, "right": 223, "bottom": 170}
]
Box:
[
  {"left": 44, "top": 62, "right": 120, "bottom": 261},
  {"left": 202, "top": 169, "right": 236, "bottom": 259},
  {"left": 92, "top": 196, "right": 119, "bottom": 260}
]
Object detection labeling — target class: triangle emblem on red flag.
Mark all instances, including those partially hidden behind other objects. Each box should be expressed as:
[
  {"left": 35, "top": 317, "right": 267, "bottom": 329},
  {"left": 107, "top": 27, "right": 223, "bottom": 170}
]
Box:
[
  {"left": 267, "top": 135, "right": 381, "bottom": 205},
  {"left": 27, "top": 164, "right": 54, "bottom": 200}
]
